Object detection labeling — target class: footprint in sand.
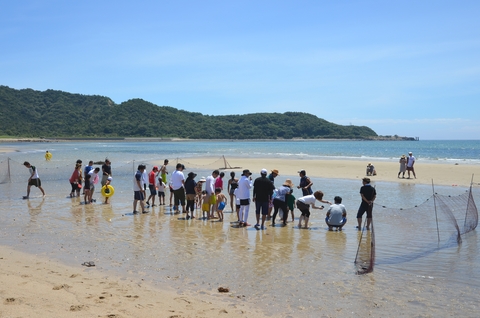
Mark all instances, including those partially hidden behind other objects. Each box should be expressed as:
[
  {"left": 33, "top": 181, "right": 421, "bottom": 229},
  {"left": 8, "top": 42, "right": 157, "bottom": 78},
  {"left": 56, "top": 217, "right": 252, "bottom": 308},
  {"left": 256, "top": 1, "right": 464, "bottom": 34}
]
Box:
[{"left": 69, "top": 304, "right": 86, "bottom": 311}]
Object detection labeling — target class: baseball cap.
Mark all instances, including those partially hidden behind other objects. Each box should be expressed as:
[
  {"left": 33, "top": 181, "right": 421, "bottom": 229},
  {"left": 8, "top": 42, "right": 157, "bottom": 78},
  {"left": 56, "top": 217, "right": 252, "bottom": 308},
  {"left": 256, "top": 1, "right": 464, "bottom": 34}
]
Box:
[{"left": 260, "top": 168, "right": 268, "bottom": 175}]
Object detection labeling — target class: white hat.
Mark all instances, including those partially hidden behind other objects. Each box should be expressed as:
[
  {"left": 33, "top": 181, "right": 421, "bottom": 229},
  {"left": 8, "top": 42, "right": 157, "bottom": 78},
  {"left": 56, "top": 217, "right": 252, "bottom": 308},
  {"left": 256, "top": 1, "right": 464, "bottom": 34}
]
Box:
[{"left": 261, "top": 168, "right": 268, "bottom": 175}]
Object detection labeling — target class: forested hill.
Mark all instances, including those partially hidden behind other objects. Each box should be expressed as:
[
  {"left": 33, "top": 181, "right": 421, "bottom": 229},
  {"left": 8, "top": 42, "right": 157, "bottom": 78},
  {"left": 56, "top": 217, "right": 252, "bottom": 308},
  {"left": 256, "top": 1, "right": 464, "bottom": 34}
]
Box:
[{"left": 0, "top": 85, "right": 378, "bottom": 139}]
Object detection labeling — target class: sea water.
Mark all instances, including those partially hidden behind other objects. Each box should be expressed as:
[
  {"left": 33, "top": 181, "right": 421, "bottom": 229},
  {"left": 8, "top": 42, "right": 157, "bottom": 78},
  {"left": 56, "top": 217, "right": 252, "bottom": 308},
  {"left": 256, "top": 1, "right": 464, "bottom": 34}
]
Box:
[{"left": 0, "top": 140, "right": 479, "bottom": 317}]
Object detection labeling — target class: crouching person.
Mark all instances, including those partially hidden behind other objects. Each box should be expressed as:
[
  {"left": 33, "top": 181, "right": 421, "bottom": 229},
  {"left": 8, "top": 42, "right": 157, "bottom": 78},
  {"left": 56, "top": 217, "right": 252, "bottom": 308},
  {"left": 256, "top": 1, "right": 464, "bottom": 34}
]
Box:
[{"left": 325, "top": 196, "right": 347, "bottom": 231}]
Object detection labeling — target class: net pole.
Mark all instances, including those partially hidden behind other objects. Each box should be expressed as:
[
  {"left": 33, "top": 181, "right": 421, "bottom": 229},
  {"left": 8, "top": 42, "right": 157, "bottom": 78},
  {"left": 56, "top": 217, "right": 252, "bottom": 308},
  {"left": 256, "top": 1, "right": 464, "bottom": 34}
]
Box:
[
  {"left": 464, "top": 174, "right": 475, "bottom": 230},
  {"left": 431, "top": 179, "right": 440, "bottom": 244},
  {"left": 7, "top": 157, "right": 11, "bottom": 183}
]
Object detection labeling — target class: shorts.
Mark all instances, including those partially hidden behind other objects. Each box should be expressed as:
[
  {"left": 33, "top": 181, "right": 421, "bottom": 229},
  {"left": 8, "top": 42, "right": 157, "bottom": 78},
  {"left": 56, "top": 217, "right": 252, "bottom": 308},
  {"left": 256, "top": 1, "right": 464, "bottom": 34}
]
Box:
[
  {"left": 202, "top": 203, "right": 210, "bottom": 212},
  {"left": 296, "top": 201, "right": 310, "bottom": 218},
  {"left": 325, "top": 217, "right": 347, "bottom": 227},
  {"left": 149, "top": 184, "right": 157, "bottom": 195},
  {"left": 407, "top": 167, "right": 414, "bottom": 171},
  {"left": 186, "top": 194, "right": 196, "bottom": 200},
  {"left": 209, "top": 194, "right": 217, "bottom": 204},
  {"left": 90, "top": 185, "right": 95, "bottom": 193},
  {"left": 134, "top": 191, "right": 144, "bottom": 201},
  {"left": 218, "top": 201, "right": 226, "bottom": 211},
  {"left": 240, "top": 198, "right": 250, "bottom": 206},
  {"left": 29, "top": 178, "right": 42, "bottom": 187},
  {"left": 173, "top": 188, "right": 186, "bottom": 205},
  {"left": 255, "top": 201, "right": 269, "bottom": 216},
  {"left": 158, "top": 191, "right": 165, "bottom": 197},
  {"left": 357, "top": 203, "right": 373, "bottom": 219}
]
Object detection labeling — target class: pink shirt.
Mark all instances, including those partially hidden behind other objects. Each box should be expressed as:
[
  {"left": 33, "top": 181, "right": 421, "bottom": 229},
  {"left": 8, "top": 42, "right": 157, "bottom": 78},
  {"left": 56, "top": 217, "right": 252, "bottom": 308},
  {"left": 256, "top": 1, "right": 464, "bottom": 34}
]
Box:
[{"left": 215, "top": 177, "right": 223, "bottom": 190}]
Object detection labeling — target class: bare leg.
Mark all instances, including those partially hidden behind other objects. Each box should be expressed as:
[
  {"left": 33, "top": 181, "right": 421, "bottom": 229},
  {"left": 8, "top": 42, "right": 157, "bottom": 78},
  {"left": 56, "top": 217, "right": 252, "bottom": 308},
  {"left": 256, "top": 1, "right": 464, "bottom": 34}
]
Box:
[{"left": 357, "top": 218, "right": 362, "bottom": 230}]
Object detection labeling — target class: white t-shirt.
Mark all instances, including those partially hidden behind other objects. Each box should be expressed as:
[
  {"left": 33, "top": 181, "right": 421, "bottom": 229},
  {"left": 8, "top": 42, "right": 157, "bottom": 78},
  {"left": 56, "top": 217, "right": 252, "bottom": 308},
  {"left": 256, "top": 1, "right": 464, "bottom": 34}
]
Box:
[
  {"left": 298, "top": 194, "right": 316, "bottom": 205},
  {"left": 88, "top": 170, "right": 99, "bottom": 185},
  {"left": 205, "top": 175, "right": 215, "bottom": 194},
  {"left": 407, "top": 155, "right": 416, "bottom": 167},
  {"left": 171, "top": 170, "right": 185, "bottom": 190},
  {"left": 236, "top": 175, "right": 252, "bottom": 200},
  {"left": 327, "top": 204, "right": 346, "bottom": 225}
]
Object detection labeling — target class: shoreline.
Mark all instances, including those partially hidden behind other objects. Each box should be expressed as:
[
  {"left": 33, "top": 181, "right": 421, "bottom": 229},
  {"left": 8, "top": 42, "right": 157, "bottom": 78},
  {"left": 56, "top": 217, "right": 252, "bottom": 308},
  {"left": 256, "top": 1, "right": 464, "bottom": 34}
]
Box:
[{"left": 176, "top": 157, "right": 480, "bottom": 188}]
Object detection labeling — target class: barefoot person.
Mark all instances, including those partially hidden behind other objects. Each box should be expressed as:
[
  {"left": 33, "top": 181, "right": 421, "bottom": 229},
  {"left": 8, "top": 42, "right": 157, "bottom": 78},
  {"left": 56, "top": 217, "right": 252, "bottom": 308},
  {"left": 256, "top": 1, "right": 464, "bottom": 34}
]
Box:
[
  {"left": 253, "top": 168, "right": 275, "bottom": 230},
  {"left": 357, "top": 177, "right": 376, "bottom": 230},
  {"left": 325, "top": 196, "right": 347, "bottom": 231},
  {"left": 296, "top": 190, "right": 330, "bottom": 229},
  {"left": 23, "top": 161, "right": 46, "bottom": 198},
  {"left": 406, "top": 152, "right": 417, "bottom": 179}
]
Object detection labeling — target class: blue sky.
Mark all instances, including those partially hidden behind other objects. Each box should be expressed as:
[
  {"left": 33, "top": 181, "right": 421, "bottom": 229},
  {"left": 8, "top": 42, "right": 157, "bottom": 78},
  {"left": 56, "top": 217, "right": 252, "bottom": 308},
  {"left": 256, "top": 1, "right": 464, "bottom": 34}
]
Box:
[{"left": 1, "top": 1, "right": 479, "bottom": 140}]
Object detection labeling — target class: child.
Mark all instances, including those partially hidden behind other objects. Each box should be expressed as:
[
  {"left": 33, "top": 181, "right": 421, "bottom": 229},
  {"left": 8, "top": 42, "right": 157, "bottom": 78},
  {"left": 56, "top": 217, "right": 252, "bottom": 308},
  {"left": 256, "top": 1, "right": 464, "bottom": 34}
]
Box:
[
  {"left": 157, "top": 178, "right": 166, "bottom": 205},
  {"left": 201, "top": 191, "right": 210, "bottom": 219},
  {"left": 287, "top": 188, "right": 296, "bottom": 222},
  {"left": 195, "top": 177, "right": 205, "bottom": 209},
  {"left": 215, "top": 187, "right": 227, "bottom": 222},
  {"left": 83, "top": 174, "right": 91, "bottom": 204},
  {"left": 104, "top": 176, "right": 113, "bottom": 204}
]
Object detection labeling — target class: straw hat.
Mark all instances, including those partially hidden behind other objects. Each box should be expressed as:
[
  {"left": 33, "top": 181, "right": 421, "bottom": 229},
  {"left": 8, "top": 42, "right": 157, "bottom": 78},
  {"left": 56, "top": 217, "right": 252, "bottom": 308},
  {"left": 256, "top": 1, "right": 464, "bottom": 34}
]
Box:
[{"left": 283, "top": 179, "right": 294, "bottom": 187}]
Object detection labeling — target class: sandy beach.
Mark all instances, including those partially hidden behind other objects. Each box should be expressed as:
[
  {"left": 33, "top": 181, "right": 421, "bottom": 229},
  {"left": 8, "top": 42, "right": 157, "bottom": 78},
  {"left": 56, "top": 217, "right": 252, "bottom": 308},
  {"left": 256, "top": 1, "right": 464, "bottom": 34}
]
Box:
[
  {"left": 0, "top": 245, "right": 266, "bottom": 318},
  {"left": 178, "top": 157, "right": 480, "bottom": 188}
]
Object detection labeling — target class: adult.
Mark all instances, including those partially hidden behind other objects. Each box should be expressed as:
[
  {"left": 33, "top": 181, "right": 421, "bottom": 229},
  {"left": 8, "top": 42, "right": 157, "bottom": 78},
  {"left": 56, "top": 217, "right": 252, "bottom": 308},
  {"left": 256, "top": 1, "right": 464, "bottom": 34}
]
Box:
[
  {"left": 253, "top": 168, "right": 275, "bottom": 230},
  {"left": 69, "top": 163, "right": 82, "bottom": 197},
  {"left": 366, "top": 163, "right": 376, "bottom": 176},
  {"left": 296, "top": 191, "right": 330, "bottom": 229},
  {"left": 325, "top": 196, "right": 347, "bottom": 231},
  {"left": 267, "top": 169, "right": 279, "bottom": 218},
  {"left": 215, "top": 171, "right": 225, "bottom": 191},
  {"left": 406, "top": 152, "right": 416, "bottom": 179},
  {"left": 133, "top": 164, "right": 148, "bottom": 214},
  {"left": 227, "top": 171, "right": 238, "bottom": 212},
  {"left": 88, "top": 167, "right": 100, "bottom": 203},
  {"left": 357, "top": 177, "right": 376, "bottom": 230},
  {"left": 205, "top": 170, "right": 220, "bottom": 218},
  {"left": 272, "top": 179, "right": 293, "bottom": 226},
  {"left": 23, "top": 161, "right": 46, "bottom": 198},
  {"left": 160, "top": 159, "right": 169, "bottom": 184},
  {"left": 297, "top": 169, "right": 313, "bottom": 196},
  {"left": 398, "top": 154, "right": 407, "bottom": 178},
  {"left": 185, "top": 172, "right": 197, "bottom": 219},
  {"left": 171, "top": 163, "right": 186, "bottom": 213},
  {"left": 237, "top": 169, "right": 253, "bottom": 226},
  {"left": 101, "top": 159, "right": 112, "bottom": 186},
  {"left": 146, "top": 166, "right": 159, "bottom": 207}
]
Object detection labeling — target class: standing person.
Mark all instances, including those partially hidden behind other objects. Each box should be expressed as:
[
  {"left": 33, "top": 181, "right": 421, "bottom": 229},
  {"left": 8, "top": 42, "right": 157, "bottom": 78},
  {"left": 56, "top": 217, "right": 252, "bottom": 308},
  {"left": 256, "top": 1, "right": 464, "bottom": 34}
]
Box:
[
  {"left": 287, "top": 189, "right": 296, "bottom": 223},
  {"left": 253, "top": 168, "right": 275, "bottom": 230},
  {"left": 185, "top": 172, "right": 197, "bottom": 219},
  {"left": 227, "top": 172, "right": 238, "bottom": 212},
  {"left": 104, "top": 176, "right": 113, "bottom": 204},
  {"left": 23, "top": 161, "right": 46, "bottom": 198},
  {"left": 69, "top": 163, "right": 82, "bottom": 197},
  {"left": 296, "top": 191, "right": 330, "bottom": 229},
  {"left": 272, "top": 179, "right": 293, "bottom": 226},
  {"left": 83, "top": 174, "right": 92, "bottom": 205},
  {"left": 133, "top": 164, "right": 148, "bottom": 214},
  {"left": 205, "top": 170, "right": 220, "bottom": 219},
  {"left": 357, "top": 177, "right": 376, "bottom": 230},
  {"left": 101, "top": 159, "right": 112, "bottom": 186},
  {"left": 146, "top": 166, "right": 159, "bottom": 207},
  {"left": 157, "top": 178, "right": 166, "bottom": 205},
  {"left": 267, "top": 169, "right": 279, "bottom": 219},
  {"left": 398, "top": 155, "right": 407, "bottom": 178},
  {"left": 195, "top": 177, "right": 205, "bottom": 209},
  {"left": 237, "top": 169, "right": 253, "bottom": 227},
  {"left": 325, "top": 196, "right": 347, "bottom": 231},
  {"left": 88, "top": 167, "right": 100, "bottom": 203},
  {"left": 84, "top": 160, "right": 94, "bottom": 176},
  {"left": 160, "top": 159, "right": 169, "bottom": 185},
  {"left": 297, "top": 169, "right": 313, "bottom": 196},
  {"left": 406, "top": 152, "right": 417, "bottom": 179},
  {"left": 171, "top": 163, "right": 186, "bottom": 214},
  {"left": 215, "top": 171, "right": 225, "bottom": 191},
  {"left": 45, "top": 151, "right": 52, "bottom": 161},
  {"left": 215, "top": 188, "right": 227, "bottom": 222}
]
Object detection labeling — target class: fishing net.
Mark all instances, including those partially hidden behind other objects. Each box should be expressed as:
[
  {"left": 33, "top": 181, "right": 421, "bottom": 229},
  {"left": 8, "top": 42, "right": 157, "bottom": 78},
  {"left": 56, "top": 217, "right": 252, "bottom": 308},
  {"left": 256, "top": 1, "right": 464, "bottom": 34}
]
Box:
[{"left": 354, "top": 185, "right": 478, "bottom": 275}]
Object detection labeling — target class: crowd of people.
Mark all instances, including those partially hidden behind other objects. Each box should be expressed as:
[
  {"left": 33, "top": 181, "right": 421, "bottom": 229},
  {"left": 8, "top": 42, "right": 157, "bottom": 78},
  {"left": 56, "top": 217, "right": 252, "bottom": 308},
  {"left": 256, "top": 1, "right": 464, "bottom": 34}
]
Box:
[{"left": 21, "top": 155, "right": 387, "bottom": 231}]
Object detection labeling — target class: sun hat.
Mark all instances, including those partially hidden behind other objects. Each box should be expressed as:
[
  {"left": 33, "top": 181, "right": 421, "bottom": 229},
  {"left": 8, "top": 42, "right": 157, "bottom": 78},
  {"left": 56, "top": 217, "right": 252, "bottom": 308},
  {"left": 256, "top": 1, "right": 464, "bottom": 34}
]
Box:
[
  {"left": 199, "top": 177, "right": 206, "bottom": 182},
  {"left": 362, "top": 177, "right": 370, "bottom": 183},
  {"left": 283, "top": 179, "right": 294, "bottom": 187},
  {"left": 271, "top": 169, "right": 279, "bottom": 175},
  {"left": 242, "top": 169, "right": 252, "bottom": 176}
]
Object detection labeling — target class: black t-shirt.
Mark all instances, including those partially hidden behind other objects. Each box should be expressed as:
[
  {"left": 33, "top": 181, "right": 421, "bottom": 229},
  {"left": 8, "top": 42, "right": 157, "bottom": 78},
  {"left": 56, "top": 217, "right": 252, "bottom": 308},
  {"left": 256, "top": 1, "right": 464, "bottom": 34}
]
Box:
[
  {"left": 360, "top": 185, "right": 376, "bottom": 201},
  {"left": 253, "top": 176, "right": 275, "bottom": 202}
]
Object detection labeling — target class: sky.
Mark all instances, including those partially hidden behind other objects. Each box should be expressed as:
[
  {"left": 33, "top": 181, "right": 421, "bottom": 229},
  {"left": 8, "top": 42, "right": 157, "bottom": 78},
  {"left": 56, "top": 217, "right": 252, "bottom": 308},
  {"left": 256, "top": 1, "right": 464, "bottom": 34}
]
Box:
[{"left": 1, "top": 1, "right": 479, "bottom": 140}]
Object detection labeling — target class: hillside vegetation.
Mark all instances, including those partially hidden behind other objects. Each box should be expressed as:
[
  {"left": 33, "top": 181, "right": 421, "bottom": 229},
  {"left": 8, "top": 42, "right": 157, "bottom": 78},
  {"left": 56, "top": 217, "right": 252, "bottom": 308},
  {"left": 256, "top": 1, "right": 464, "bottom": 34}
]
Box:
[{"left": 0, "top": 86, "right": 378, "bottom": 139}]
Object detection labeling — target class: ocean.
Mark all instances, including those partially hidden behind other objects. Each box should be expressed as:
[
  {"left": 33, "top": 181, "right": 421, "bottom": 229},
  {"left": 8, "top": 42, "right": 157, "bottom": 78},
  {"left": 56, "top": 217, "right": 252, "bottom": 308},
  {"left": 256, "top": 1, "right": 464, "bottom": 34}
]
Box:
[{"left": 1, "top": 139, "right": 479, "bottom": 317}]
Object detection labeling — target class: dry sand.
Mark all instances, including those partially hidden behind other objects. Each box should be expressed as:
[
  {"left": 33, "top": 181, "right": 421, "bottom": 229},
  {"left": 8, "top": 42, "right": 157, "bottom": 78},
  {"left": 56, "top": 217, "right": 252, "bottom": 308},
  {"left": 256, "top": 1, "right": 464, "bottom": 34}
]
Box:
[
  {"left": 178, "top": 157, "right": 480, "bottom": 188},
  {"left": 0, "top": 245, "right": 266, "bottom": 318}
]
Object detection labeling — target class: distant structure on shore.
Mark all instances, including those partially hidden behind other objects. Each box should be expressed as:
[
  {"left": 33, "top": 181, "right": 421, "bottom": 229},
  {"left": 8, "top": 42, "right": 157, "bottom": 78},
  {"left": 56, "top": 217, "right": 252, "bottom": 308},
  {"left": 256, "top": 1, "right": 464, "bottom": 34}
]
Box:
[{"left": 372, "top": 135, "right": 419, "bottom": 141}]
